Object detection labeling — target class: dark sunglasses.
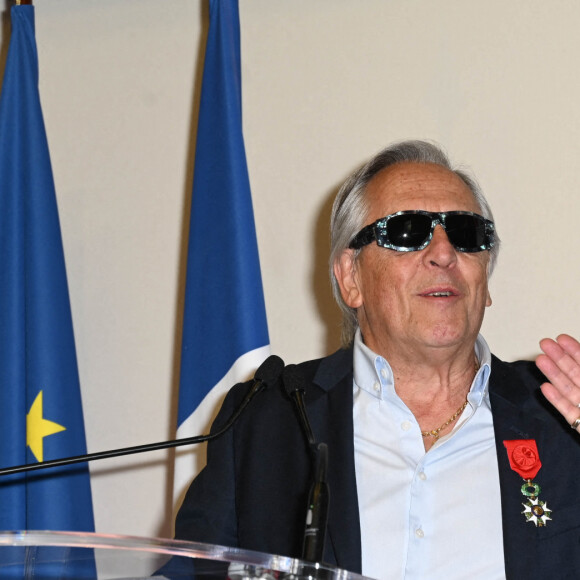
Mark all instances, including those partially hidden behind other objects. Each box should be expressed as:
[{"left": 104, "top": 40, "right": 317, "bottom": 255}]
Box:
[{"left": 349, "top": 210, "right": 495, "bottom": 253}]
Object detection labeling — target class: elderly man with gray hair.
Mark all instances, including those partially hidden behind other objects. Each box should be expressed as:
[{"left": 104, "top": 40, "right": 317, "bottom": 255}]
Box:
[{"left": 176, "top": 140, "right": 580, "bottom": 580}]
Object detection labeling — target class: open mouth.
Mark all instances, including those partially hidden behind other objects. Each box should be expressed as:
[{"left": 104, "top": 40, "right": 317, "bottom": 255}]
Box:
[{"left": 420, "top": 288, "right": 459, "bottom": 298}]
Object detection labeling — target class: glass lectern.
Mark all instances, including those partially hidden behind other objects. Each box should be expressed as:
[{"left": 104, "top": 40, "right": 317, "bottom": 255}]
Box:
[{"left": 0, "top": 531, "right": 372, "bottom": 580}]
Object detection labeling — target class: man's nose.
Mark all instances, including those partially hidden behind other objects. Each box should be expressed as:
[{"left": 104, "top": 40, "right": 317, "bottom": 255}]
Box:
[{"left": 422, "top": 224, "right": 457, "bottom": 267}]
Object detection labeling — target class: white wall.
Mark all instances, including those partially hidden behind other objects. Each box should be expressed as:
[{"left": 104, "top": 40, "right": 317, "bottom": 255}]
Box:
[{"left": 2, "top": 0, "right": 579, "bottom": 539}]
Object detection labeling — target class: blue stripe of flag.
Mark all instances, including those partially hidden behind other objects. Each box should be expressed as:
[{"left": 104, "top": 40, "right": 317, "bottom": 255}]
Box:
[{"left": 177, "top": 0, "right": 269, "bottom": 426}]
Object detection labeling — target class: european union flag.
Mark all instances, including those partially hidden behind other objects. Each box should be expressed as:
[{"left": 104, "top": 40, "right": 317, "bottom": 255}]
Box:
[
  {"left": 174, "top": 0, "right": 270, "bottom": 502},
  {"left": 0, "top": 4, "right": 95, "bottom": 532}
]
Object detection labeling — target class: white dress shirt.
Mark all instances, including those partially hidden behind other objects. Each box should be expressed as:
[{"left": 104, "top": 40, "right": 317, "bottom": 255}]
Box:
[{"left": 353, "top": 331, "right": 505, "bottom": 580}]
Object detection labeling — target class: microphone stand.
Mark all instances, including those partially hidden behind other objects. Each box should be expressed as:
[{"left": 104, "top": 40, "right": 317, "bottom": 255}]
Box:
[
  {"left": 282, "top": 364, "right": 330, "bottom": 564},
  {"left": 1, "top": 415, "right": 233, "bottom": 477},
  {"left": 302, "top": 442, "right": 329, "bottom": 564}
]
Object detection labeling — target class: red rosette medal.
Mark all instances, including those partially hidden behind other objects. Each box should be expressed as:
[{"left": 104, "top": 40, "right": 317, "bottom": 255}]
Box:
[{"left": 503, "top": 439, "right": 552, "bottom": 527}]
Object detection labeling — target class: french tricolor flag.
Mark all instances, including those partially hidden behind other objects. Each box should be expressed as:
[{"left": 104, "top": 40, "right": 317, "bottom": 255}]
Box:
[{"left": 173, "top": 0, "right": 270, "bottom": 507}]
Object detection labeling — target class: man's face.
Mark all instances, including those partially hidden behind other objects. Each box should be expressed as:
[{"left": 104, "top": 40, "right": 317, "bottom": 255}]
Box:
[{"left": 334, "top": 162, "right": 492, "bottom": 359}]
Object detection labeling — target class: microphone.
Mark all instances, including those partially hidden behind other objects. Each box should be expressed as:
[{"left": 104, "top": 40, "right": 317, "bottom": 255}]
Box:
[
  {"left": 282, "top": 364, "right": 330, "bottom": 564},
  {"left": 0, "top": 354, "right": 285, "bottom": 477},
  {"left": 282, "top": 364, "right": 316, "bottom": 448},
  {"left": 302, "top": 442, "right": 329, "bottom": 564}
]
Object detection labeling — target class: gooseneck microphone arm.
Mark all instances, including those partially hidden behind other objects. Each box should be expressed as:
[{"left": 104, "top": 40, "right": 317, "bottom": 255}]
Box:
[
  {"left": 282, "top": 364, "right": 330, "bottom": 564},
  {"left": 0, "top": 354, "right": 285, "bottom": 477}
]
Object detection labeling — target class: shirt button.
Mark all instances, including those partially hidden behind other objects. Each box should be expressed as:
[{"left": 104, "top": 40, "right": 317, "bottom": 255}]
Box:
[
  {"left": 419, "top": 472, "right": 427, "bottom": 481},
  {"left": 380, "top": 368, "right": 388, "bottom": 379},
  {"left": 415, "top": 528, "right": 424, "bottom": 539},
  {"left": 401, "top": 421, "right": 412, "bottom": 431},
  {"left": 373, "top": 382, "right": 380, "bottom": 392}
]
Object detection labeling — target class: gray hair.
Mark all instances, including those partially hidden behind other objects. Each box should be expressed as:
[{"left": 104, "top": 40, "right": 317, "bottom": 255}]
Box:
[{"left": 329, "top": 140, "right": 501, "bottom": 347}]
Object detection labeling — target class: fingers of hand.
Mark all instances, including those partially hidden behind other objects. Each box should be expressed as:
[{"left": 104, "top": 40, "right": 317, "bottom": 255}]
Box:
[
  {"left": 540, "top": 381, "right": 580, "bottom": 428},
  {"left": 538, "top": 337, "right": 580, "bottom": 393},
  {"left": 537, "top": 335, "right": 580, "bottom": 429},
  {"left": 555, "top": 334, "right": 580, "bottom": 365}
]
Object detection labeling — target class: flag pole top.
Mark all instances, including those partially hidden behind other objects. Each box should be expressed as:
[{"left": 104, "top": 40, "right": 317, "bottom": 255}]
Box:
[{"left": 16, "top": 0, "right": 33, "bottom": 4}]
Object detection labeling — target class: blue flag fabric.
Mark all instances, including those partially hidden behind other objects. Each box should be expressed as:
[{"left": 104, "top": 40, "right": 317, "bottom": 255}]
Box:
[
  {"left": 175, "top": 0, "right": 269, "bottom": 497},
  {"left": 0, "top": 5, "right": 95, "bottom": 532}
]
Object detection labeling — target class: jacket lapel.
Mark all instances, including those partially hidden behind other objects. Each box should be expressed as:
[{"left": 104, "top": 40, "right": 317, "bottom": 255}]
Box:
[{"left": 489, "top": 357, "right": 550, "bottom": 578}]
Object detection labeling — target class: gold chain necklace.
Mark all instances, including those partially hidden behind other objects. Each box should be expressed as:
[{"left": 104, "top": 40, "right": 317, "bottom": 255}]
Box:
[
  {"left": 421, "top": 399, "right": 468, "bottom": 440},
  {"left": 420, "top": 357, "right": 479, "bottom": 441}
]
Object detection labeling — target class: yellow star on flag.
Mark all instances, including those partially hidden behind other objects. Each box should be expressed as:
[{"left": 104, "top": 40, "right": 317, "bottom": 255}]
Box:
[{"left": 26, "top": 391, "right": 66, "bottom": 462}]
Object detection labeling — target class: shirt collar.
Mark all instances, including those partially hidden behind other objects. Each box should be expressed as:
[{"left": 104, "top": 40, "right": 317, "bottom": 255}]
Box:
[
  {"left": 352, "top": 329, "right": 395, "bottom": 400},
  {"left": 352, "top": 329, "right": 492, "bottom": 406}
]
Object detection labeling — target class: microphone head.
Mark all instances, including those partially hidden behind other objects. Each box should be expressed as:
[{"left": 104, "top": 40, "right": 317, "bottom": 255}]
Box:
[
  {"left": 282, "top": 363, "right": 306, "bottom": 398},
  {"left": 254, "top": 354, "right": 285, "bottom": 387}
]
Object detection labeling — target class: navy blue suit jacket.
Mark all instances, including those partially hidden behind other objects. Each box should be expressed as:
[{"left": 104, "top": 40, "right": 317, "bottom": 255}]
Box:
[{"left": 175, "top": 348, "right": 580, "bottom": 579}]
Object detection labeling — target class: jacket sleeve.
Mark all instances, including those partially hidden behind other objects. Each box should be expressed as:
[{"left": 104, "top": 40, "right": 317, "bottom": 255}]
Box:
[{"left": 174, "top": 384, "right": 243, "bottom": 547}]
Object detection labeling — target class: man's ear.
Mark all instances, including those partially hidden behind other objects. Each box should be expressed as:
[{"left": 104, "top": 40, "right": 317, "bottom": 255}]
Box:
[
  {"left": 333, "top": 249, "right": 363, "bottom": 309},
  {"left": 486, "top": 288, "right": 492, "bottom": 308}
]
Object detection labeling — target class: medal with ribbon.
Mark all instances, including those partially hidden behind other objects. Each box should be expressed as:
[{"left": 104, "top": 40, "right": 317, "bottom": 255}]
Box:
[{"left": 503, "top": 439, "right": 552, "bottom": 527}]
